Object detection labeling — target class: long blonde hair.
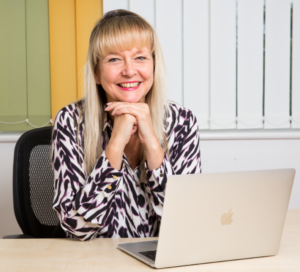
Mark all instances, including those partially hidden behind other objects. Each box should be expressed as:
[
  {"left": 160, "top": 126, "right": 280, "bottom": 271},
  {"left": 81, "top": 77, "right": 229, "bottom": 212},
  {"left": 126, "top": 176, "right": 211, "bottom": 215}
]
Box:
[{"left": 81, "top": 9, "right": 169, "bottom": 181}]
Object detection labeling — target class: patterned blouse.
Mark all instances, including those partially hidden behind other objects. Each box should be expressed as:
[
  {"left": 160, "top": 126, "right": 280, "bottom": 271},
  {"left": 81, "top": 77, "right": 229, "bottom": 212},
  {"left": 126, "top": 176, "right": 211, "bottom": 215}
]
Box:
[{"left": 52, "top": 102, "right": 201, "bottom": 241}]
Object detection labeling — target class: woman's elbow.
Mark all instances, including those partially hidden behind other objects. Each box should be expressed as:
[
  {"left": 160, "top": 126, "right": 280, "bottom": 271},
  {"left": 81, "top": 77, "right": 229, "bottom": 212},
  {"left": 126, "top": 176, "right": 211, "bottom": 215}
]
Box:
[{"left": 60, "top": 216, "right": 101, "bottom": 241}]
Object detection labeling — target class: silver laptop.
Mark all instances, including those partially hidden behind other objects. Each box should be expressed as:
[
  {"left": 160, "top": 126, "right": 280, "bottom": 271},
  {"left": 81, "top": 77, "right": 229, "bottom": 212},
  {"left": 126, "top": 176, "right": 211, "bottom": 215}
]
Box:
[{"left": 117, "top": 168, "right": 295, "bottom": 268}]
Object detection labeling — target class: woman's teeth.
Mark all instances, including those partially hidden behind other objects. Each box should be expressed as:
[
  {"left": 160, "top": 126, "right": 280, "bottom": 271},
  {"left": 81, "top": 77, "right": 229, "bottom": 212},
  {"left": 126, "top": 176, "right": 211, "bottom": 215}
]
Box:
[{"left": 119, "top": 82, "right": 140, "bottom": 88}]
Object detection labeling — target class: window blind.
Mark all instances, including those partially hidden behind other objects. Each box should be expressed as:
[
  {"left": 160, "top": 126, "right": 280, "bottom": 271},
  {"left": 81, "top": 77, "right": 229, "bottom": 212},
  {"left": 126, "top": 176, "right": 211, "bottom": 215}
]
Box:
[
  {"left": 75, "top": 0, "right": 103, "bottom": 100},
  {"left": 292, "top": 0, "right": 300, "bottom": 129},
  {"left": 156, "top": 0, "right": 183, "bottom": 106},
  {"left": 103, "top": 0, "right": 128, "bottom": 13},
  {"left": 130, "top": 0, "right": 155, "bottom": 27},
  {"left": 210, "top": 0, "right": 237, "bottom": 129},
  {"left": 103, "top": 0, "right": 300, "bottom": 131},
  {"left": 237, "top": 0, "right": 264, "bottom": 129},
  {"left": 49, "top": 0, "right": 103, "bottom": 121},
  {"left": 0, "top": 0, "right": 27, "bottom": 131},
  {"left": 0, "top": 0, "right": 51, "bottom": 131},
  {"left": 49, "top": 0, "right": 77, "bottom": 121},
  {"left": 184, "top": 0, "right": 210, "bottom": 129},
  {"left": 264, "top": 0, "right": 291, "bottom": 129},
  {"left": 26, "top": 0, "right": 51, "bottom": 129}
]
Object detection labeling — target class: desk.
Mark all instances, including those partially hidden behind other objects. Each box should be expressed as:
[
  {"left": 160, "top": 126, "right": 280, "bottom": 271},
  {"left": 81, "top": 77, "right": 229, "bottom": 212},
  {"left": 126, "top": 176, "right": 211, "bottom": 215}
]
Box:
[{"left": 0, "top": 210, "right": 299, "bottom": 272}]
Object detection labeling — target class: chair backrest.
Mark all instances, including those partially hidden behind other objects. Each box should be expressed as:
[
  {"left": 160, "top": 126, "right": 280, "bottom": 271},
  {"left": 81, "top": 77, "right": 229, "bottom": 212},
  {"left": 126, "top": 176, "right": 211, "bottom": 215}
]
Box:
[{"left": 13, "top": 126, "right": 59, "bottom": 238}]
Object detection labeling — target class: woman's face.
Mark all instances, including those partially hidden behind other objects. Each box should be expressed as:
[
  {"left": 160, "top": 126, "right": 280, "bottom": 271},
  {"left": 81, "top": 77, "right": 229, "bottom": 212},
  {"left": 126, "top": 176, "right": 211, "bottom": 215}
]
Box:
[{"left": 96, "top": 46, "right": 154, "bottom": 103}]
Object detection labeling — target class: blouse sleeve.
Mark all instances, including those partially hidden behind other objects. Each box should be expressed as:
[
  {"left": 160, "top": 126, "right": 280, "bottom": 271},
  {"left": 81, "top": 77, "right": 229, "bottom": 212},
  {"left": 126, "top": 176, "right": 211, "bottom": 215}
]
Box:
[
  {"left": 145, "top": 108, "right": 201, "bottom": 216},
  {"left": 52, "top": 108, "right": 123, "bottom": 241}
]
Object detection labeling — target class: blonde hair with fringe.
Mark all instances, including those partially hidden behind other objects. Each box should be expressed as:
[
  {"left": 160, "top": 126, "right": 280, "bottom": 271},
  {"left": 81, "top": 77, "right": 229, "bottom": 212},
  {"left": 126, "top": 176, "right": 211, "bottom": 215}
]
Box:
[{"left": 78, "top": 9, "right": 169, "bottom": 182}]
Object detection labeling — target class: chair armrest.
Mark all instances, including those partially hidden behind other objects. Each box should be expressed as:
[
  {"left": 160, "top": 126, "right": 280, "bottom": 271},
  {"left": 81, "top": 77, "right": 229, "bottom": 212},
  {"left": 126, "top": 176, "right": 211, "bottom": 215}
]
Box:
[{"left": 3, "top": 234, "right": 33, "bottom": 239}]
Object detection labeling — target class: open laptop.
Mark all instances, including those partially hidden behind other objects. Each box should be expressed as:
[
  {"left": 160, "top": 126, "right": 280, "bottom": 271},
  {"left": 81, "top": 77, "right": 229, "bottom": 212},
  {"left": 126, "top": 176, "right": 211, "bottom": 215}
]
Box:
[{"left": 117, "top": 168, "right": 295, "bottom": 268}]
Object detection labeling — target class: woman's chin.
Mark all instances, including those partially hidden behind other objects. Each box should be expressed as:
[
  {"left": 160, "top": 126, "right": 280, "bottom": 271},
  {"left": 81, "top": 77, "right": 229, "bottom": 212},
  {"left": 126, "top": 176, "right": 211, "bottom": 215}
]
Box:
[{"left": 119, "top": 94, "right": 145, "bottom": 103}]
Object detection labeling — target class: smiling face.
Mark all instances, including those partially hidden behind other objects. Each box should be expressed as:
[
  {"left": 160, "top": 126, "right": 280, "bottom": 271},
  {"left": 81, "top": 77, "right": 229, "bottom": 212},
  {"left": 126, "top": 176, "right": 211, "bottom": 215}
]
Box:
[{"left": 95, "top": 46, "right": 154, "bottom": 103}]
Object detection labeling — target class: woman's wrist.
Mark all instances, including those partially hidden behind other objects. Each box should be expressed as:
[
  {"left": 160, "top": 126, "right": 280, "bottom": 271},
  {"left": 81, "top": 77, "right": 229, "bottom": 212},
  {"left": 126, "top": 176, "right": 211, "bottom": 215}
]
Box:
[{"left": 144, "top": 137, "right": 164, "bottom": 171}]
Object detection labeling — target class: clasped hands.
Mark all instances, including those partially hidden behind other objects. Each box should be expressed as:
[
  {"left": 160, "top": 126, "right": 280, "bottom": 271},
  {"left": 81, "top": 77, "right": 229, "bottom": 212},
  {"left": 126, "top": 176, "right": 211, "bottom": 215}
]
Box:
[{"left": 104, "top": 102, "right": 164, "bottom": 171}]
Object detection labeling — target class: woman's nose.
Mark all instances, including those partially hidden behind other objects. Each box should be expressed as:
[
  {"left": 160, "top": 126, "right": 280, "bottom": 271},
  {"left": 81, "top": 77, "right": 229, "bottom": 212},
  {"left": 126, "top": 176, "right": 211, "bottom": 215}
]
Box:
[{"left": 121, "top": 61, "right": 136, "bottom": 77}]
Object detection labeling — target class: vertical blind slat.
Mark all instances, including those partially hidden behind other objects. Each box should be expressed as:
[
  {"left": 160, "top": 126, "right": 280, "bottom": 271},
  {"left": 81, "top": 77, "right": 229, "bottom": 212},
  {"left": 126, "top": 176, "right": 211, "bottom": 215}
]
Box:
[
  {"left": 103, "top": 0, "right": 128, "bottom": 14},
  {"left": 210, "top": 0, "right": 236, "bottom": 129},
  {"left": 292, "top": 0, "right": 300, "bottom": 129},
  {"left": 75, "top": 0, "right": 103, "bottom": 100},
  {"left": 129, "top": 0, "right": 155, "bottom": 27},
  {"left": 49, "top": 0, "right": 77, "bottom": 121},
  {"left": 237, "top": 0, "right": 264, "bottom": 129},
  {"left": 0, "top": 0, "right": 28, "bottom": 131},
  {"left": 183, "top": 0, "right": 210, "bottom": 129},
  {"left": 156, "top": 0, "right": 183, "bottom": 106},
  {"left": 264, "top": 0, "right": 291, "bottom": 129},
  {"left": 26, "top": 0, "right": 51, "bottom": 127}
]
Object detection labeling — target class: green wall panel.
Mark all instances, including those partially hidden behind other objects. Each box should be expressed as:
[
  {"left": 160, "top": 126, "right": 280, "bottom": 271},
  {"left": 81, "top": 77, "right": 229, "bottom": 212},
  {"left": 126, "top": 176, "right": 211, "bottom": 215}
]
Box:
[
  {"left": 0, "top": 0, "right": 28, "bottom": 131},
  {"left": 26, "top": 0, "right": 51, "bottom": 128}
]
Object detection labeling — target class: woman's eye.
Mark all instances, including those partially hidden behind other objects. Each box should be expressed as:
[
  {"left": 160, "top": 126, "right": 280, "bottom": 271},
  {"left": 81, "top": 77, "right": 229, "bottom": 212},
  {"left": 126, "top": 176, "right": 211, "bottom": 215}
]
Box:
[
  {"left": 137, "top": 56, "right": 146, "bottom": 60},
  {"left": 108, "top": 58, "right": 118, "bottom": 62}
]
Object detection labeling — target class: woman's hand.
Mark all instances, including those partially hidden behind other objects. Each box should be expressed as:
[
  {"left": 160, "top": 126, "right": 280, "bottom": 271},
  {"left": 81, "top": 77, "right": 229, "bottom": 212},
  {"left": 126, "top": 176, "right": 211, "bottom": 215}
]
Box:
[
  {"left": 111, "top": 113, "right": 138, "bottom": 147},
  {"left": 105, "top": 102, "right": 164, "bottom": 170},
  {"left": 105, "top": 102, "right": 155, "bottom": 145}
]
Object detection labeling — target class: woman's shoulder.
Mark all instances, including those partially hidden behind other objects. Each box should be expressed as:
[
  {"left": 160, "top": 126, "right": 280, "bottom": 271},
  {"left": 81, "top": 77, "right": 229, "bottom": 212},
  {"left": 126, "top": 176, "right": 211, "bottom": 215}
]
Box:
[
  {"left": 164, "top": 101, "right": 198, "bottom": 135},
  {"left": 165, "top": 101, "right": 197, "bottom": 124},
  {"left": 54, "top": 100, "right": 84, "bottom": 126}
]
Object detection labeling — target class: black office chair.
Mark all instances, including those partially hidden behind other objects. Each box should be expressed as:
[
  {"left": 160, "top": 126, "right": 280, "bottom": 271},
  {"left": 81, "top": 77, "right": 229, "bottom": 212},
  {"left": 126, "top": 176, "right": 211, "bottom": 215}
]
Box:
[{"left": 3, "top": 126, "right": 64, "bottom": 239}]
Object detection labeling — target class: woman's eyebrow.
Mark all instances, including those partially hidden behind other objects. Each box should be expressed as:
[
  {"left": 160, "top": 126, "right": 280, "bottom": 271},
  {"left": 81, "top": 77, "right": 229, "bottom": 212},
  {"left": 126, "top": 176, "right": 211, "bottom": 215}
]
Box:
[
  {"left": 104, "top": 49, "right": 150, "bottom": 58},
  {"left": 135, "top": 50, "right": 151, "bottom": 55}
]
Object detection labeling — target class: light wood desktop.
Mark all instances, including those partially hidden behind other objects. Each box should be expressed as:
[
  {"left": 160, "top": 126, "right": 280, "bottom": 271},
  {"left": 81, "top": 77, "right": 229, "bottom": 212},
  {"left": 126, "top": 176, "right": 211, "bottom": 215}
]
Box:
[{"left": 0, "top": 210, "right": 299, "bottom": 272}]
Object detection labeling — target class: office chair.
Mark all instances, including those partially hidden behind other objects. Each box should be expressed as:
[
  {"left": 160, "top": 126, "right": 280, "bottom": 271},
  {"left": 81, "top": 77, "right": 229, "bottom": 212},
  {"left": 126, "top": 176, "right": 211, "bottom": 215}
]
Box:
[{"left": 3, "top": 126, "right": 64, "bottom": 239}]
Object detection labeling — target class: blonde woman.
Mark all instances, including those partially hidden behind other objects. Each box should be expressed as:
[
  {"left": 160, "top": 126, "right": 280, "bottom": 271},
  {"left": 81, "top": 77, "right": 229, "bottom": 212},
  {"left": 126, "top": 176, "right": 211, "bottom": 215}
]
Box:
[{"left": 52, "top": 9, "right": 201, "bottom": 241}]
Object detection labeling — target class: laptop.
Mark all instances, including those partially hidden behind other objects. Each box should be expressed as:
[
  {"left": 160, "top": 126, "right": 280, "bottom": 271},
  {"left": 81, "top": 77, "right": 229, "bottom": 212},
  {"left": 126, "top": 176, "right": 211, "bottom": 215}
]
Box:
[{"left": 117, "top": 168, "right": 295, "bottom": 268}]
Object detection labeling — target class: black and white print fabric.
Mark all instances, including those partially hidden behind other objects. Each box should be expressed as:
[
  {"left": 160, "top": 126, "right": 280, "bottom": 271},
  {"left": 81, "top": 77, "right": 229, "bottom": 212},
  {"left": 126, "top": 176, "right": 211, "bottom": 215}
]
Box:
[{"left": 52, "top": 102, "right": 201, "bottom": 241}]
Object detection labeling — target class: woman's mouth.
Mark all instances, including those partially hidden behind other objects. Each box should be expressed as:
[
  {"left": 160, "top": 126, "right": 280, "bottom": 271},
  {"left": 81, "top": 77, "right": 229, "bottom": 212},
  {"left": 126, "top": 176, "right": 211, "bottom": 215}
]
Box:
[{"left": 117, "top": 82, "right": 141, "bottom": 91}]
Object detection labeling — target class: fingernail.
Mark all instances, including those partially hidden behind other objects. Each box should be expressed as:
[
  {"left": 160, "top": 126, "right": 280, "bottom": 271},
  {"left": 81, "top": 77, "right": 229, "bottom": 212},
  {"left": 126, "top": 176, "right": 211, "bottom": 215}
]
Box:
[{"left": 106, "top": 102, "right": 112, "bottom": 105}]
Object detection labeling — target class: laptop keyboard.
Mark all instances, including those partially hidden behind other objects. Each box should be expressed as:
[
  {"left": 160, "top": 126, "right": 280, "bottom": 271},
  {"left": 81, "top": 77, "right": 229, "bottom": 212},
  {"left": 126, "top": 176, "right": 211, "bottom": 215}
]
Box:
[{"left": 139, "top": 250, "right": 157, "bottom": 261}]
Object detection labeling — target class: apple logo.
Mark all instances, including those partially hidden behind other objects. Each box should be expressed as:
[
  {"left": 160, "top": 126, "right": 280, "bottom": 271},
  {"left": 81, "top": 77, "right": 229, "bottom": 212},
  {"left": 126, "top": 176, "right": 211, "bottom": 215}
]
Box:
[{"left": 221, "top": 209, "right": 234, "bottom": 225}]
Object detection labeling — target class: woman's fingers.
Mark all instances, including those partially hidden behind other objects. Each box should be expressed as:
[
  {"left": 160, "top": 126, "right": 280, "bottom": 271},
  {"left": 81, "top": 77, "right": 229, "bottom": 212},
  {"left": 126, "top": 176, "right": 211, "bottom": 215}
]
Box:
[
  {"left": 113, "top": 106, "right": 134, "bottom": 116},
  {"left": 112, "top": 106, "right": 133, "bottom": 115},
  {"left": 105, "top": 102, "right": 155, "bottom": 144},
  {"left": 105, "top": 102, "right": 148, "bottom": 117},
  {"left": 111, "top": 105, "right": 147, "bottom": 121}
]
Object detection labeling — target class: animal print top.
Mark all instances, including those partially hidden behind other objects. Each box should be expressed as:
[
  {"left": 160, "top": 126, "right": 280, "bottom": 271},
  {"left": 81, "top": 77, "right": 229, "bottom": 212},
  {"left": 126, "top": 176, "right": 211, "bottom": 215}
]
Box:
[{"left": 52, "top": 102, "right": 201, "bottom": 241}]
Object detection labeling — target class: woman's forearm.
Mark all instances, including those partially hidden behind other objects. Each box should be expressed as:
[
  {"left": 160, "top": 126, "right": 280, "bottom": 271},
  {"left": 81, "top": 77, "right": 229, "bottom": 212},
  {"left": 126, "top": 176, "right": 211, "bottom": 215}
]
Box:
[{"left": 105, "top": 138, "right": 125, "bottom": 170}]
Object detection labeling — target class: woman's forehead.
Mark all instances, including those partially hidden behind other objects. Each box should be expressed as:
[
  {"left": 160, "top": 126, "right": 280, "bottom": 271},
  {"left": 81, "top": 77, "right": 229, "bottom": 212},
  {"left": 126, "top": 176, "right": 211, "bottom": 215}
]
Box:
[
  {"left": 98, "top": 29, "right": 152, "bottom": 57},
  {"left": 105, "top": 46, "right": 151, "bottom": 56}
]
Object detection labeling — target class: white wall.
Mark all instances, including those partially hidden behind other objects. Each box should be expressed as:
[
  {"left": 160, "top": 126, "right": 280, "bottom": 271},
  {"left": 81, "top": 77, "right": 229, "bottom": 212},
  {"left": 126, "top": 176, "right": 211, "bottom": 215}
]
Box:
[
  {"left": 201, "top": 135, "right": 300, "bottom": 209},
  {"left": 1, "top": 133, "right": 299, "bottom": 238},
  {"left": 0, "top": 141, "right": 22, "bottom": 238}
]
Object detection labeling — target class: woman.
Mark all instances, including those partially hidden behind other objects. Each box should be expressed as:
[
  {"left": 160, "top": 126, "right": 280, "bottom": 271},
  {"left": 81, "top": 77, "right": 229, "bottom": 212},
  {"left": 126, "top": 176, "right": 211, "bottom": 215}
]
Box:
[{"left": 52, "top": 9, "right": 201, "bottom": 241}]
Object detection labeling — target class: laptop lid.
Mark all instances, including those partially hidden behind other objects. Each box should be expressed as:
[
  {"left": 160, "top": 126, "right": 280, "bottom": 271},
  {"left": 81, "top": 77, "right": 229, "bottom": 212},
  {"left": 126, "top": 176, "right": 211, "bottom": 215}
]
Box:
[{"left": 155, "top": 169, "right": 295, "bottom": 268}]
